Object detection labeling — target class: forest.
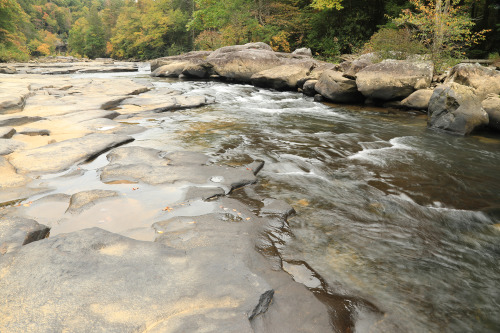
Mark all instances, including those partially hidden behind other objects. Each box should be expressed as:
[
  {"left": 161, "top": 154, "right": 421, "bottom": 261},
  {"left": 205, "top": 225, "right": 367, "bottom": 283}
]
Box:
[{"left": 0, "top": 0, "right": 499, "bottom": 63}]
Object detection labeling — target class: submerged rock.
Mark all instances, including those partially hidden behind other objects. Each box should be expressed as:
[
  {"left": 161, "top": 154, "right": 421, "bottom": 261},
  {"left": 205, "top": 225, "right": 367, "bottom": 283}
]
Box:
[
  {"left": 428, "top": 83, "right": 489, "bottom": 135},
  {"left": 100, "top": 147, "right": 256, "bottom": 193},
  {"left": 67, "top": 190, "right": 119, "bottom": 214}
]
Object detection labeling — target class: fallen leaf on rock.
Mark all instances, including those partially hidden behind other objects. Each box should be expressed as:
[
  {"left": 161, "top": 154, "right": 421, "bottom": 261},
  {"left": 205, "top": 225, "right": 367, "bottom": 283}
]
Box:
[
  {"left": 132, "top": 187, "right": 139, "bottom": 191},
  {"left": 162, "top": 206, "right": 173, "bottom": 212}
]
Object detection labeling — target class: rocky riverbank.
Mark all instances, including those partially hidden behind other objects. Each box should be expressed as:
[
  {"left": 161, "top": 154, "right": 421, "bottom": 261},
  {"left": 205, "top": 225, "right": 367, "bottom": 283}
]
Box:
[
  {"left": 0, "top": 63, "right": 396, "bottom": 332},
  {"left": 150, "top": 42, "right": 500, "bottom": 136}
]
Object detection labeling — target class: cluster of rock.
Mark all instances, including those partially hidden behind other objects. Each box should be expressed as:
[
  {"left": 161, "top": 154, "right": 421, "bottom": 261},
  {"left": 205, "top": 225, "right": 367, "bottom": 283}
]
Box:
[
  {"left": 0, "top": 58, "right": 139, "bottom": 75},
  {"left": 150, "top": 43, "right": 500, "bottom": 136}
]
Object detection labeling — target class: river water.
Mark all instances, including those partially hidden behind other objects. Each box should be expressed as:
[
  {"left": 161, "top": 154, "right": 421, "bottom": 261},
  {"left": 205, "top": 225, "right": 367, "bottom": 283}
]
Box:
[
  {"left": 130, "top": 77, "right": 499, "bottom": 333},
  {"left": 14, "top": 68, "right": 499, "bottom": 332}
]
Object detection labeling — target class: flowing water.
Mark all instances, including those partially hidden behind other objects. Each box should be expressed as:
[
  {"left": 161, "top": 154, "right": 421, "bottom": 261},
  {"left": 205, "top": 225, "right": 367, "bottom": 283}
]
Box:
[
  {"left": 10, "top": 69, "right": 500, "bottom": 332},
  {"left": 134, "top": 78, "right": 500, "bottom": 333}
]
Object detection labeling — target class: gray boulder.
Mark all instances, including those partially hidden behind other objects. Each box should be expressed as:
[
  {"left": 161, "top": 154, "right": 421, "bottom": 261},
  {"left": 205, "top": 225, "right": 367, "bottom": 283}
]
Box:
[
  {"left": 151, "top": 62, "right": 189, "bottom": 77},
  {"left": 428, "top": 83, "right": 489, "bottom": 135},
  {"left": 356, "top": 60, "right": 433, "bottom": 100},
  {"left": 0, "top": 217, "right": 49, "bottom": 255},
  {"left": 150, "top": 50, "right": 212, "bottom": 72},
  {"left": 341, "top": 53, "right": 379, "bottom": 79},
  {"left": 401, "top": 89, "right": 434, "bottom": 110},
  {"left": 182, "top": 63, "right": 209, "bottom": 78},
  {"left": 445, "top": 63, "right": 500, "bottom": 100},
  {"left": 302, "top": 80, "right": 318, "bottom": 96},
  {"left": 251, "top": 62, "right": 316, "bottom": 90},
  {"left": 315, "top": 70, "right": 364, "bottom": 103},
  {"left": 206, "top": 43, "right": 281, "bottom": 82},
  {"left": 482, "top": 96, "right": 500, "bottom": 131}
]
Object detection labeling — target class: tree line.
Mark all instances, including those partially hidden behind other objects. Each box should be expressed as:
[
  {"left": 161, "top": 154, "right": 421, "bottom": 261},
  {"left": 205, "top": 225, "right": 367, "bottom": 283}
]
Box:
[{"left": 0, "top": 0, "right": 498, "bottom": 63}]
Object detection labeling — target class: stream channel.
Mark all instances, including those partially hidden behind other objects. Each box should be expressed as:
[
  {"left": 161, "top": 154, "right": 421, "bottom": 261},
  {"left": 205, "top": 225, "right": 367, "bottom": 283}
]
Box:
[{"left": 18, "top": 68, "right": 500, "bottom": 332}]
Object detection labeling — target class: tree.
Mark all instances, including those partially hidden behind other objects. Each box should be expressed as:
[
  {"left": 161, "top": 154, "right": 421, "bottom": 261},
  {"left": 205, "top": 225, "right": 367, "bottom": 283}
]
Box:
[
  {"left": 84, "top": 3, "right": 106, "bottom": 58},
  {"left": 310, "top": 0, "right": 343, "bottom": 10},
  {"left": 393, "top": 0, "right": 490, "bottom": 61},
  {"left": 0, "top": 0, "right": 30, "bottom": 61}
]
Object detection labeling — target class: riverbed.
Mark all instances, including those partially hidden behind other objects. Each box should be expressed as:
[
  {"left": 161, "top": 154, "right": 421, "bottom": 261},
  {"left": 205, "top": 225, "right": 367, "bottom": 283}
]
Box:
[
  {"left": 141, "top": 78, "right": 500, "bottom": 332},
  {"left": 2, "top": 68, "right": 500, "bottom": 332}
]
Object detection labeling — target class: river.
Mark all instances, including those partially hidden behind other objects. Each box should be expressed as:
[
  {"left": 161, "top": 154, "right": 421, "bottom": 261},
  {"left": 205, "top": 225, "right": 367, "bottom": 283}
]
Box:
[
  {"left": 134, "top": 77, "right": 499, "bottom": 332},
  {"left": 18, "top": 69, "right": 500, "bottom": 332}
]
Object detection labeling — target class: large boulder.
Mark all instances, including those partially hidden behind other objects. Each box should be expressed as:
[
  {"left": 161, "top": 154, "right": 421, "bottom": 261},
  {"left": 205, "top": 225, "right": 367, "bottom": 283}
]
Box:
[
  {"left": 428, "top": 83, "right": 489, "bottom": 135},
  {"left": 206, "top": 42, "right": 281, "bottom": 82},
  {"left": 302, "top": 80, "right": 318, "bottom": 96},
  {"left": 251, "top": 62, "right": 316, "bottom": 90},
  {"left": 482, "top": 96, "right": 500, "bottom": 131},
  {"left": 356, "top": 60, "right": 434, "bottom": 101},
  {"left": 341, "top": 53, "right": 379, "bottom": 79},
  {"left": 151, "top": 62, "right": 189, "bottom": 77},
  {"left": 315, "top": 69, "right": 364, "bottom": 103},
  {"left": 401, "top": 89, "right": 434, "bottom": 110},
  {"left": 445, "top": 63, "right": 500, "bottom": 100},
  {"left": 150, "top": 50, "right": 212, "bottom": 72}
]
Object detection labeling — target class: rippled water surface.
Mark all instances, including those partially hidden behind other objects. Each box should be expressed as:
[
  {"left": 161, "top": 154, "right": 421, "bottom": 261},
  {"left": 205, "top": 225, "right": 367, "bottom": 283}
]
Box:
[{"left": 128, "top": 78, "right": 499, "bottom": 333}]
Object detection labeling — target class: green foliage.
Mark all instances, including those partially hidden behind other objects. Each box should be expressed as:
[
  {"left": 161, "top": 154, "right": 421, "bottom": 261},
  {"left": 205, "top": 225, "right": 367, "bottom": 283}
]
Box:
[
  {"left": 1, "top": 0, "right": 498, "bottom": 62},
  {"left": 84, "top": 3, "right": 106, "bottom": 58},
  {"left": 363, "top": 26, "right": 427, "bottom": 59},
  {"left": 393, "top": 0, "right": 490, "bottom": 67},
  {"left": 310, "top": 0, "right": 343, "bottom": 10},
  {"left": 111, "top": 0, "right": 190, "bottom": 59},
  {"left": 0, "top": 0, "right": 30, "bottom": 61}
]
